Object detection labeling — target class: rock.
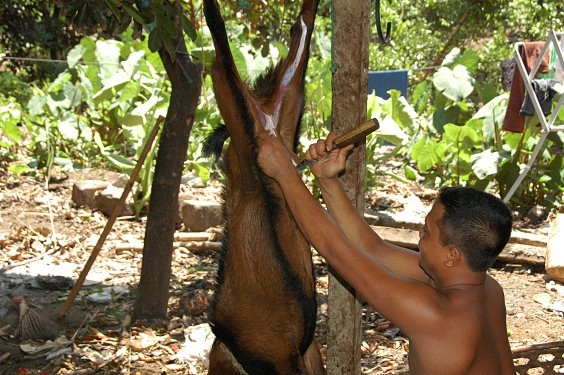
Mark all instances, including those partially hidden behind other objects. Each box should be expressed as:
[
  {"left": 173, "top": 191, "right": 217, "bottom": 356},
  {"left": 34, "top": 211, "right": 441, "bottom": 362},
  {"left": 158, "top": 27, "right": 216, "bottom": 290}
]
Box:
[
  {"left": 94, "top": 185, "right": 134, "bottom": 216},
  {"left": 181, "top": 200, "right": 223, "bottom": 232},
  {"left": 111, "top": 174, "right": 130, "bottom": 188},
  {"left": 72, "top": 180, "right": 110, "bottom": 208},
  {"left": 546, "top": 213, "right": 564, "bottom": 283},
  {"left": 526, "top": 204, "right": 548, "bottom": 222}
]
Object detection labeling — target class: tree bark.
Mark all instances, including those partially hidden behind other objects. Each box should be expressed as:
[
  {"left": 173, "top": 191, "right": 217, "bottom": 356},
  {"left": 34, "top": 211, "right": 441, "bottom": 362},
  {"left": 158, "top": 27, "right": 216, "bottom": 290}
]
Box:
[
  {"left": 326, "top": 0, "right": 370, "bottom": 373},
  {"left": 133, "top": 39, "right": 202, "bottom": 320}
]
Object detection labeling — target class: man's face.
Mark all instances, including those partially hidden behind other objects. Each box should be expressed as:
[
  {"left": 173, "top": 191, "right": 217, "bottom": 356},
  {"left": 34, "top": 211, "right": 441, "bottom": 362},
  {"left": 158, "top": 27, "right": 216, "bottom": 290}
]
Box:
[{"left": 418, "top": 202, "right": 447, "bottom": 278}]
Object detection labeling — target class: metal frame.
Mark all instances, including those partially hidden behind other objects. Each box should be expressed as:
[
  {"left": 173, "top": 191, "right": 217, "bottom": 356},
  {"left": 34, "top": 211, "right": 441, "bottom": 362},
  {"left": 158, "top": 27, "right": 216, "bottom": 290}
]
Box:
[{"left": 504, "top": 30, "right": 564, "bottom": 203}]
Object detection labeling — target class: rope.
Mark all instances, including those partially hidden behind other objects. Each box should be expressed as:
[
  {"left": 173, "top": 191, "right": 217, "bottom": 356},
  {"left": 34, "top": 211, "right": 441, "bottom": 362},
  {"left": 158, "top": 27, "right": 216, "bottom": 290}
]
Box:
[{"left": 1, "top": 53, "right": 441, "bottom": 74}]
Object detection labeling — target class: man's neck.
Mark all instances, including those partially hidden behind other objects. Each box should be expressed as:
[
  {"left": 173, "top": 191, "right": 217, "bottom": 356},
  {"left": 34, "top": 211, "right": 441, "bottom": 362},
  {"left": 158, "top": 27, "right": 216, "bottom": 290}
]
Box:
[{"left": 435, "top": 273, "right": 487, "bottom": 293}]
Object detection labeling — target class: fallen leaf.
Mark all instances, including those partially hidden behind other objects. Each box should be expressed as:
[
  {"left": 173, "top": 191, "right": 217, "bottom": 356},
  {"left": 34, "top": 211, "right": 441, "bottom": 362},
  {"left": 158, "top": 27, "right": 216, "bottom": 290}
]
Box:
[
  {"left": 0, "top": 352, "right": 10, "bottom": 364},
  {"left": 533, "top": 292, "right": 552, "bottom": 308},
  {"left": 19, "top": 336, "right": 70, "bottom": 355},
  {"left": 130, "top": 330, "right": 161, "bottom": 352}
]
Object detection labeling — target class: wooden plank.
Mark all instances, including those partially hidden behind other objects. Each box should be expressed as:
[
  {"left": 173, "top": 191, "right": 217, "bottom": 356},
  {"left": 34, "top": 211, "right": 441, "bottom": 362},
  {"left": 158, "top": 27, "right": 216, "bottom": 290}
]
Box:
[
  {"left": 371, "top": 225, "right": 546, "bottom": 266},
  {"left": 327, "top": 0, "right": 371, "bottom": 373},
  {"left": 365, "top": 211, "right": 548, "bottom": 248}
]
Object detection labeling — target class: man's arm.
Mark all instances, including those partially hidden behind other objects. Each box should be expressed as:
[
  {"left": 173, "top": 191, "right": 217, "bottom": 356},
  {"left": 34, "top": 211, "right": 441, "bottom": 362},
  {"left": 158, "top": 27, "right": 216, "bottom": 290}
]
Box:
[
  {"left": 306, "top": 134, "right": 427, "bottom": 282},
  {"left": 256, "top": 130, "right": 444, "bottom": 336}
]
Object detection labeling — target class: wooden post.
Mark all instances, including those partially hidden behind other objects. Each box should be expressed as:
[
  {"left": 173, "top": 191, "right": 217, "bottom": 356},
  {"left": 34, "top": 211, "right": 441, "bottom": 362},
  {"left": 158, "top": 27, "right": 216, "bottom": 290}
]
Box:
[{"left": 327, "top": 0, "right": 370, "bottom": 374}]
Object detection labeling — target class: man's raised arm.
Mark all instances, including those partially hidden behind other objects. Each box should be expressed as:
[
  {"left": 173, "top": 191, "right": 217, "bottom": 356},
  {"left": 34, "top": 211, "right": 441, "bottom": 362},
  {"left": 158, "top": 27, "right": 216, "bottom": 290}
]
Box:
[{"left": 305, "top": 133, "right": 427, "bottom": 282}]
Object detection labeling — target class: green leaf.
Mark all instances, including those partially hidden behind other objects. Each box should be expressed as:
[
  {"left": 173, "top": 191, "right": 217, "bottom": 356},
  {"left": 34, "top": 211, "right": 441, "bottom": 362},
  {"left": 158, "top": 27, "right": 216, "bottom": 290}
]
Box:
[
  {"left": 95, "top": 40, "right": 122, "bottom": 80},
  {"left": 433, "top": 106, "right": 460, "bottom": 133},
  {"left": 181, "top": 14, "right": 197, "bottom": 41},
  {"left": 375, "top": 115, "right": 408, "bottom": 145},
  {"left": 161, "top": 27, "right": 176, "bottom": 62},
  {"left": 193, "top": 163, "right": 211, "bottom": 184},
  {"left": 7, "top": 163, "right": 31, "bottom": 176},
  {"left": 121, "top": 114, "right": 144, "bottom": 127},
  {"left": 411, "top": 81, "right": 431, "bottom": 115},
  {"left": 58, "top": 114, "right": 80, "bottom": 140},
  {"left": 27, "top": 94, "right": 46, "bottom": 116},
  {"left": 411, "top": 137, "right": 444, "bottom": 172},
  {"left": 433, "top": 65, "right": 474, "bottom": 101},
  {"left": 107, "top": 153, "right": 135, "bottom": 172},
  {"left": 539, "top": 175, "right": 552, "bottom": 183},
  {"left": 1, "top": 121, "right": 22, "bottom": 142},
  {"left": 148, "top": 27, "right": 163, "bottom": 52},
  {"left": 156, "top": 10, "right": 177, "bottom": 38},
  {"left": 103, "top": 0, "right": 122, "bottom": 22},
  {"left": 122, "top": 2, "right": 146, "bottom": 24},
  {"left": 389, "top": 91, "right": 417, "bottom": 130},
  {"left": 404, "top": 165, "right": 420, "bottom": 181},
  {"left": 473, "top": 94, "right": 508, "bottom": 119},
  {"left": 446, "top": 48, "right": 480, "bottom": 74},
  {"left": 443, "top": 124, "right": 479, "bottom": 148},
  {"left": 385, "top": 170, "right": 411, "bottom": 184},
  {"left": 476, "top": 83, "right": 499, "bottom": 105},
  {"left": 471, "top": 149, "right": 499, "bottom": 179},
  {"left": 120, "top": 81, "right": 141, "bottom": 102},
  {"left": 67, "top": 44, "right": 86, "bottom": 69}
]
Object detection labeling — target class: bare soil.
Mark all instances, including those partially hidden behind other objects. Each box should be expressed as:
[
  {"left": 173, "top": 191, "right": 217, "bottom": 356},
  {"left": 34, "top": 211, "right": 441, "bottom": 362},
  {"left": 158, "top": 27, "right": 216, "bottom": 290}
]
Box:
[{"left": 0, "top": 168, "right": 562, "bottom": 374}]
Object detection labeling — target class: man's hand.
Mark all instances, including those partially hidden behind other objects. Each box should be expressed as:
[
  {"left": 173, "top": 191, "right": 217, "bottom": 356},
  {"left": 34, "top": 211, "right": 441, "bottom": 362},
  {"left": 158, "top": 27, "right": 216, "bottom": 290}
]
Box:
[
  {"left": 306, "top": 132, "right": 354, "bottom": 179},
  {"left": 256, "top": 130, "right": 298, "bottom": 181}
]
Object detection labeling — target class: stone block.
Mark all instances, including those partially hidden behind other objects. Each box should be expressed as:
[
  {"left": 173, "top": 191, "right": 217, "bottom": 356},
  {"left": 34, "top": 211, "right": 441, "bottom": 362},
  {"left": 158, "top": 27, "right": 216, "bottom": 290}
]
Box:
[
  {"left": 72, "top": 180, "right": 110, "bottom": 208},
  {"left": 181, "top": 200, "right": 223, "bottom": 232},
  {"left": 94, "top": 185, "right": 134, "bottom": 217}
]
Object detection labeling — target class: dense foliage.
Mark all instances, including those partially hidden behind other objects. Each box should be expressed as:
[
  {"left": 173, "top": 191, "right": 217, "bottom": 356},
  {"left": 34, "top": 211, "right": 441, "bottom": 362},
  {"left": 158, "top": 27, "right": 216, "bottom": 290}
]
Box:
[
  {"left": 0, "top": 0, "right": 563, "bottom": 212},
  {"left": 0, "top": 0, "right": 80, "bottom": 79}
]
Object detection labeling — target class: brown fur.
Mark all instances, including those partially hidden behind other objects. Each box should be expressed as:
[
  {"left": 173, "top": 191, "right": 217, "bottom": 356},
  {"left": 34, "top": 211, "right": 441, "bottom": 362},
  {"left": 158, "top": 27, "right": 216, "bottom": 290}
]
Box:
[{"left": 202, "top": 0, "right": 324, "bottom": 374}]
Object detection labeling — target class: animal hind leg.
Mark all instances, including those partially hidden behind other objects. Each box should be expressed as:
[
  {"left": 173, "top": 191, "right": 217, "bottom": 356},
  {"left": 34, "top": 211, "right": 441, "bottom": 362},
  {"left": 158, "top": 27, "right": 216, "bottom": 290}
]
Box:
[
  {"left": 203, "top": 0, "right": 255, "bottom": 154},
  {"left": 303, "top": 339, "right": 326, "bottom": 375},
  {"left": 267, "top": 0, "right": 322, "bottom": 144},
  {"left": 208, "top": 339, "right": 245, "bottom": 375}
]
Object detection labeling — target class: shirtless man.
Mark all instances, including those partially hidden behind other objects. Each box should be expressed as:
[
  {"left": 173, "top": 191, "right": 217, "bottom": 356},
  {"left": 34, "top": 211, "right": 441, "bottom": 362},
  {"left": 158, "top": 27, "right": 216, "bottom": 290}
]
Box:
[{"left": 256, "top": 130, "right": 516, "bottom": 374}]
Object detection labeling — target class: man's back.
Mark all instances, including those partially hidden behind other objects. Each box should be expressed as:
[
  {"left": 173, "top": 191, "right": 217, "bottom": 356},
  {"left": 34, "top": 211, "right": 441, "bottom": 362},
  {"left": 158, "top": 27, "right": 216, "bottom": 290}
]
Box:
[{"left": 407, "top": 275, "right": 514, "bottom": 375}]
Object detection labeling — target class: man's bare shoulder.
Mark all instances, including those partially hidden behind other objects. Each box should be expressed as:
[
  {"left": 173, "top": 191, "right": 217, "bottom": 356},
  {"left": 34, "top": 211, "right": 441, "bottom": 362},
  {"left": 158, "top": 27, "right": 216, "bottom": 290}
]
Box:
[{"left": 408, "top": 276, "right": 513, "bottom": 374}]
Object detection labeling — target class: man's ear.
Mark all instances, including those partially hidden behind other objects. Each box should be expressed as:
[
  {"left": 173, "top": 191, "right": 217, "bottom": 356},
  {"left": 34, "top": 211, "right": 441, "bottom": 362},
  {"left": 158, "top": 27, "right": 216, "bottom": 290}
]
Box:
[{"left": 444, "top": 246, "right": 460, "bottom": 267}]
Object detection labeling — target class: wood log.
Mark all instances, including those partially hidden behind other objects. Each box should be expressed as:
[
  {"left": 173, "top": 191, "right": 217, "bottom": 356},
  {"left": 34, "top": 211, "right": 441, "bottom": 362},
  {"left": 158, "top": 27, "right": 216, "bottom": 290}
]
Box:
[
  {"left": 546, "top": 213, "right": 564, "bottom": 282},
  {"left": 365, "top": 211, "right": 548, "bottom": 248},
  {"left": 371, "top": 225, "right": 546, "bottom": 266},
  {"left": 114, "top": 241, "right": 222, "bottom": 253}
]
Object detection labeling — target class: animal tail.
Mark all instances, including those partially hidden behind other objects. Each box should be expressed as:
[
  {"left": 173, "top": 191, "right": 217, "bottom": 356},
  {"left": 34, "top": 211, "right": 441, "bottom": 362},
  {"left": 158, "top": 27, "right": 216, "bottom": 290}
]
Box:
[{"left": 203, "top": 124, "right": 230, "bottom": 160}]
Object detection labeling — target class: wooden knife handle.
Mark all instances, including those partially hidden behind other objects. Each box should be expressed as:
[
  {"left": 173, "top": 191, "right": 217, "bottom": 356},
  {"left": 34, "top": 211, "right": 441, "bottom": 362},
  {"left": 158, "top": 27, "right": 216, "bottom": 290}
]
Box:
[{"left": 333, "top": 118, "right": 380, "bottom": 148}]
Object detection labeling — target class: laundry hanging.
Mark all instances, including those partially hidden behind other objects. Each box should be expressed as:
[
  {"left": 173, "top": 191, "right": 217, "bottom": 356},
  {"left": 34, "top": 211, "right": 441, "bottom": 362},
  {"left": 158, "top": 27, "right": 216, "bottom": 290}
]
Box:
[{"left": 502, "top": 41, "right": 552, "bottom": 133}]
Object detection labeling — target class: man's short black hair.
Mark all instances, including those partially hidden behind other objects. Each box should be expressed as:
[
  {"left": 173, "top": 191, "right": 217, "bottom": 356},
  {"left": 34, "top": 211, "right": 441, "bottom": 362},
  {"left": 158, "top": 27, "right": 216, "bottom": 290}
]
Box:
[{"left": 437, "top": 187, "right": 513, "bottom": 272}]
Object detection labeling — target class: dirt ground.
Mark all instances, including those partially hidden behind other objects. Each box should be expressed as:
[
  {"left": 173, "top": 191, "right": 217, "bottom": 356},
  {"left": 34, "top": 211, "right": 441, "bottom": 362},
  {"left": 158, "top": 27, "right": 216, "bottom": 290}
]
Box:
[{"left": 0, "top": 168, "right": 563, "bottom": 374}]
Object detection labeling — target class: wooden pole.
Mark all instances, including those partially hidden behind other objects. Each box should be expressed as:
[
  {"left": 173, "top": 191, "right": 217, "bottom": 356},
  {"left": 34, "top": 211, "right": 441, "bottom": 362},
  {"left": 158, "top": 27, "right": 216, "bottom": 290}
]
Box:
[
  {"left": 327, "top": 0, "right": 370, "bottom": 373},
  {"left": 58, "top": 117, "right": 163, "bottom": 319}
]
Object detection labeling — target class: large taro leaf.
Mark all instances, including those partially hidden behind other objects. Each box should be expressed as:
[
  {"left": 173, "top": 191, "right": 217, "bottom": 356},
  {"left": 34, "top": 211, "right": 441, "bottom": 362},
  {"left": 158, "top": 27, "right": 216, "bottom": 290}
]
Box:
[{"left": 433, "top": 65, "right": 474, "bottom": 102}]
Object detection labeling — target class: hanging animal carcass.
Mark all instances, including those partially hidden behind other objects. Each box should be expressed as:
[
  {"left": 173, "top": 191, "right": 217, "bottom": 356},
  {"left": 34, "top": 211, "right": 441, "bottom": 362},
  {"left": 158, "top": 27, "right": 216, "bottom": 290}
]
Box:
[{"left": 202, "top": 0, "right": 325, "bottom": 373}]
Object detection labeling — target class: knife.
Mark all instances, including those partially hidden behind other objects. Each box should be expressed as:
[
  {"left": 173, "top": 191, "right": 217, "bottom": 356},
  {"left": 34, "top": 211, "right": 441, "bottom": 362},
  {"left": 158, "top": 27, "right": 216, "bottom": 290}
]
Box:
[{"left": 296, "top": 118, "right": 380, "bottom": 171}]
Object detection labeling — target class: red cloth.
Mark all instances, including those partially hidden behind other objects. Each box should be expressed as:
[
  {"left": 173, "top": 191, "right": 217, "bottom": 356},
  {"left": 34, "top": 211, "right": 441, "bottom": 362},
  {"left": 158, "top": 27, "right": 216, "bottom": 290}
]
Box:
[{"left": 502, "top": 42, "right": 551, "bottom": 133}]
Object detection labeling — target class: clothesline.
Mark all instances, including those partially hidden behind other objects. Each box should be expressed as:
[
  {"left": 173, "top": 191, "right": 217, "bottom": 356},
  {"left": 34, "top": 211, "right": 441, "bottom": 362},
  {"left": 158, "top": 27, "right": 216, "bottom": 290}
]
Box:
[{"left": 0, "top": 54, "right": 442, "bottom": 72}]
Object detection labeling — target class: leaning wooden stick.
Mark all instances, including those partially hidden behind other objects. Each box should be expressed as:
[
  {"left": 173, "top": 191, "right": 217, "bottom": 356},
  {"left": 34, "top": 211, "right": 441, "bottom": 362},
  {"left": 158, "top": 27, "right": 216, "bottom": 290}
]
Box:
[{"left": 58, "top": 116, "right": 164, "bottom": 319}]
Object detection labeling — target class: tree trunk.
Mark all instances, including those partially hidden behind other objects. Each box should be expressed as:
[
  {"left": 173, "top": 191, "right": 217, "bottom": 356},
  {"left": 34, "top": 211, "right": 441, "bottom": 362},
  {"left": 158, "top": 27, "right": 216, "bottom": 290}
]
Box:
[
  {"left": 326, "top": 0, "right": 370, "bottom": 373},
  {"left": 133, "top": 40, "right": 202, "bottom": 320}
]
